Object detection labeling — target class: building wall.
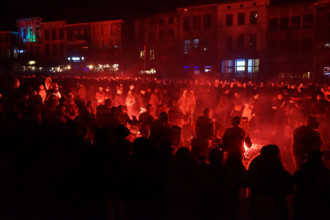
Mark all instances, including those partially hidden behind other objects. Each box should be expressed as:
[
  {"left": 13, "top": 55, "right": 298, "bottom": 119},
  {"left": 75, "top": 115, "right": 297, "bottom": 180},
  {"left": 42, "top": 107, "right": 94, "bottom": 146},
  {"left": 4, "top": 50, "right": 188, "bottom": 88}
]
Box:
[
  {"left": 10, "top": 0, "right": 330, "bottom": 80},
  {"left": 90, "top": 20, "right": 123, "bottom": 63},
  {"left": 134, "top": 12, "right": 180, "bottom": 75},
  {"left": 177, "top": 4, "right": 218, "bottom": 74},
  {"left": 41, "top": 21, "right": 66, "bottom": 60},
  {"left": 0, "top": 32, "right": 19, "bottom": 60},
  {"left": 217, "top": 0, "right": 269, "bottom": 78},
  {"left": 16, "top": 17, "right": 42, "bottom": 59}
]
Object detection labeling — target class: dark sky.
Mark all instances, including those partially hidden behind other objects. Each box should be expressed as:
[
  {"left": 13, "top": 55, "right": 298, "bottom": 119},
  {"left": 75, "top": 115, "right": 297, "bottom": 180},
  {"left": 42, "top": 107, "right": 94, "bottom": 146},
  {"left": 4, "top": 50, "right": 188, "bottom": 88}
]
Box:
[{"left": 0, "top": 0, "right": 314, "bottom": 31}]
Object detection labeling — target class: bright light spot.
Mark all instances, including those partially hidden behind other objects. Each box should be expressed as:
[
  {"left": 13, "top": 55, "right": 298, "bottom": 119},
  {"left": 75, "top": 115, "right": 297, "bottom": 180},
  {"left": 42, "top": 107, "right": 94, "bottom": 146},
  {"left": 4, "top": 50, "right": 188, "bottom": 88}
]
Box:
[
  {"left": 28, "top": 60, "right": 36, "bottom": 65},
  {"left": 68, "top": 57, "right": 71, "bottom": 61},
  {"left": 81, "top": 57, "right": 85, "bottom": 60},
  {"left": 88, "top": 65, "right": 94, "bottom": 70}
]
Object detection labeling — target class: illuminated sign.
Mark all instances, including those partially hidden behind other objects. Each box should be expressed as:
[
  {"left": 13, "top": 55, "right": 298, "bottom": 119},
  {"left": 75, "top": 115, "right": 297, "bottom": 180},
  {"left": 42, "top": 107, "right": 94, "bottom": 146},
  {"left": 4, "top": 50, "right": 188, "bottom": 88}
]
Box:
[{"left": 67, "top": 57, "right": 85, "bottom": 62}]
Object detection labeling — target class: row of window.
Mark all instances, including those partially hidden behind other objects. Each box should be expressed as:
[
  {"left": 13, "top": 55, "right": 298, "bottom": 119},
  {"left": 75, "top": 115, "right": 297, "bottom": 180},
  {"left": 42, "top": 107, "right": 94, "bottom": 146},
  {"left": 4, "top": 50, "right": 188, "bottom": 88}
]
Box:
[
  {"left": 225, "top": 11, "right": 258, "bottom": 26},
  {"left": 269, "top": 15, "right": 313, "bottom": 31},
  {"left": 225, "top": 34, "right": 257, "bottom": 50},
  {"left": 222, "top": 59, "right": 260, "bottom": 74},
  {"left": 44, "top": 44, "right": 66, "bottom": 57},
  {"left": 267, "top": 39, "right": 313, "bottom": 55},
  {"left": 43, "top": 25, "right": 121, "bottom": 41},
  {"left": 148, "top": 17, "right": 176, "bottom": 27},
  {"left": 183, "top": 14, "right": 213, "bottom": 31},
  {"left": 27, "top": 44, "right": 65, "bottom": 57},
  {"left": 183, "top": 38, "right": 210, "bottom": 54},
  {"left": 140, "top": 49, "right": 155, "bottom": 61},
  {"left": 44, "top": 29, "right": 65, "bottom": 41},
  {"left": 92, "top": 40, "right": 120, "bottom": 50},
  {"left": 92, "top": 24, "right": 121, "bottom": 36},
  {"left": 148, "top": 29, "right": 176, "bottom": 41}
]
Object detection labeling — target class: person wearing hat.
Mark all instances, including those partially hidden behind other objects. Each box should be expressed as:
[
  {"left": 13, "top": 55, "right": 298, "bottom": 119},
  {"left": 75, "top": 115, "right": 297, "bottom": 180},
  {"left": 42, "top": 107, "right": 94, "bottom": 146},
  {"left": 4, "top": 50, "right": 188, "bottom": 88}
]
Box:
[{"left": 292, "top": 116, "right": 322, "bottom": 168}]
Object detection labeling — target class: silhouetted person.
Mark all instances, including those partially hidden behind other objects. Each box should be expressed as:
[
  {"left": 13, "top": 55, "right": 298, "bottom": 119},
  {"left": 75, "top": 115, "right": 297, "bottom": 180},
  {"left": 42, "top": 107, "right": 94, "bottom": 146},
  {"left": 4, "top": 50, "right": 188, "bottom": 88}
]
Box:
[
  {"left": 248, "top": 145, "right": 293, "bottom": 220},
  {"left": 223, "top": 153, "right": 248, "bottom": 220},
  {"left": 292, "top": 116, "right": 322, "bottom": 168},
  {"left": 195, "top": 107, "right": 215, "bottom": 141},
  {"left": 138, "top": 104, "right": 155, "bottom": 138},
  {"left": 293, "top": 151, "right": 330, "bottom": 220},
  {"left": 165, "top": 147, "right": 213, "bottom": 220},
  {"left": 149, "top": 111, "right": 172, "bottom": 146},
  {"left": 222, "top": 116, "right": 252, "bottom": 158}
]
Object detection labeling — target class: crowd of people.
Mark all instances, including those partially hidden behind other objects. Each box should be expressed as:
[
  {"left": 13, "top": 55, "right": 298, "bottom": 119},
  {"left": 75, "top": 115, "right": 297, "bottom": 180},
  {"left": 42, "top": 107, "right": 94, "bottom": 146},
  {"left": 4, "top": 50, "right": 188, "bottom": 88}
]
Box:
[{"left": 0, "top": 74, "right": 329, "bottom": 220}]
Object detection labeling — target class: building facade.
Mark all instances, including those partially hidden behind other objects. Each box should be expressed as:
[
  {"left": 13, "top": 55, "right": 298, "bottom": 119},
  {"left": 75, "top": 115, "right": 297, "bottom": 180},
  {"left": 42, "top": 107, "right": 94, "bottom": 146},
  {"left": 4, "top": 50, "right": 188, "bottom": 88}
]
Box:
[
  {"left": 132, "top": 0, "right": 329, "bottom": 80},
  {"left": 15, "top": 17, "right": 123, "bottom": 73},
  {"left": 2, "top": 0, "right": 328, "bottom": 80},
  {"left": 217, "top": 0, "right": 269, "bottom": 79},
  {"left": 134, "top": 12, "right": 180, "bottom": 76}
]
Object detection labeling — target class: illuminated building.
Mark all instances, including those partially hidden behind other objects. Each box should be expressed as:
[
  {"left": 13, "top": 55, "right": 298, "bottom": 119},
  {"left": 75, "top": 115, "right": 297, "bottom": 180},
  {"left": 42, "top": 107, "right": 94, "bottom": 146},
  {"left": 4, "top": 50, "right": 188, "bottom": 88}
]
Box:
[
  {"left": 217, "top": 0, "right": 269, "bottom": 78},
  {"left": 9, "top": 0, "right": 329, "bottom": 79},
  {"left": 15, "top": 17, "right": 123, "bottom": 73},
  {"left": 177, "top": 4, "right": 218, "bottom": 75},
  {"left": 16, "top": 17, "right": 42, "bottom": 59},
  {"left": 265, "top": 0, "right": 330, "bottom": 80},
  {"left": 90, "top": 20, "right": 123, "bottom": 72}
]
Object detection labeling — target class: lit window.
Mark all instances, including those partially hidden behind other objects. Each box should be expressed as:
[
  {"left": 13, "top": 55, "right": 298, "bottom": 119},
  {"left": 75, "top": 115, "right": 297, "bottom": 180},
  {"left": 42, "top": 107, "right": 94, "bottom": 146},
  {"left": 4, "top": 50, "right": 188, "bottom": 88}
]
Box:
[
  {"left": 194, "top": 66, "right": 200, "bottom": 75},
  {"left": 222, "top": 60, "right": 234, "bottom": 73},
  {"left": 184, "top": 40, "right": 191, "bottom": 54},
  {"left": 150, "top": 49, "right": 155, "bottom": 60},
  {"left": 250, "top": 11, "right": 258, "bottom": 24},
  {"left": 193, "top": 39, "right": 199, "bottom": 48},
  {"left": 236, "top": 59, "right": 246, "bottom": 72},
  {"left": 204, "top": 66, "right": 212, "bottom": 72},
  {"left": 324, "top": 67, "right": 330, "bottom": 76},
  {"left": 248, "top": 59, "right": 259, "bottom": 73}
]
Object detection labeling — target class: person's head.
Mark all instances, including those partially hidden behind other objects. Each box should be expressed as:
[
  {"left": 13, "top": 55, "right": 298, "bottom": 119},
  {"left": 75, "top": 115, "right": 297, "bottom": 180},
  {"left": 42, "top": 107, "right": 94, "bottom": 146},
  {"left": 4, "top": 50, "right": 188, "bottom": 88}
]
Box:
[
  {"left": 105, "top": 99, "right": 113, "bottom": 108},
  {"left": 260, "top": 145, "right": 280, "bottom": 160},
  {"left": 98, "top": 86, "right": 103, "bottom": 92},
  {"left": 159, "top": 111, "right": 168, "bottom": 123},
  {"left": 307, "top": 116, "right": 319, "bottom": 129},
  {"left": 277, "top": 93, "right": 283, "bottom": 100},
  {"left": 203, "top": 107, "right": 212, "bottom": 118},
  {"left": 231, "top": 116, "right": 241, "bottom": 127},
  {"left": 146, "top": 104, "right": 154, "bottom": 113},
  {"left": 39, "top": 84, "right": 45, "bottom": 90}
]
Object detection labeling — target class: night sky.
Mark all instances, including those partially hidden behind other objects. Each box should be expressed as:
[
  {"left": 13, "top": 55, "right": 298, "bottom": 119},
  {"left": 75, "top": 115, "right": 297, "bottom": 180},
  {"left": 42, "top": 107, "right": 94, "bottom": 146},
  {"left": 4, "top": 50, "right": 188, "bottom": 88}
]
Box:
[{"left": 0, "top": 0, "right": 315, "bottom": 31}]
